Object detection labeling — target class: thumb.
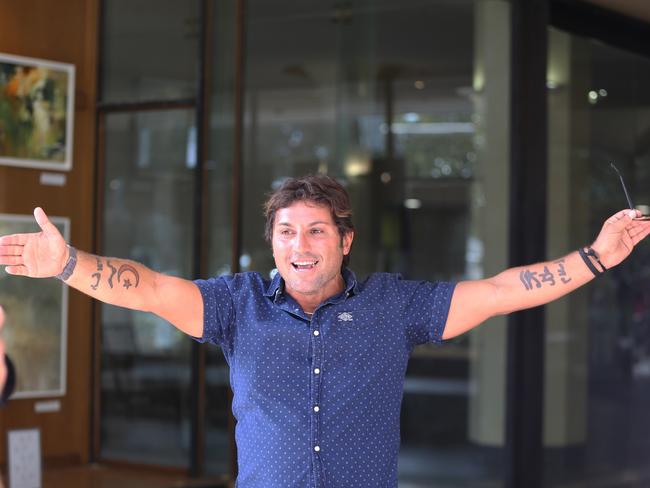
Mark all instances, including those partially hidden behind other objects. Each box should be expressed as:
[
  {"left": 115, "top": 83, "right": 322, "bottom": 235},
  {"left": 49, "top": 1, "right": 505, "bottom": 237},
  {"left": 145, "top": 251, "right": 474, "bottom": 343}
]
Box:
[
  {"left": 33, "top": 207, "right": 60, "bottom": 238},
  {"left": 605, "top": 209, "right": 637, "bottom": 230}
]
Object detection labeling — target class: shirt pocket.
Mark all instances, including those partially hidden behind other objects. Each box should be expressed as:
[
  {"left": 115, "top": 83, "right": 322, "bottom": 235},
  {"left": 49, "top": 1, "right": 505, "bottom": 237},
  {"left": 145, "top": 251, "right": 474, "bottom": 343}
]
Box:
[{"left": 324, "top": 307, "right": 408, "bottom": 376}]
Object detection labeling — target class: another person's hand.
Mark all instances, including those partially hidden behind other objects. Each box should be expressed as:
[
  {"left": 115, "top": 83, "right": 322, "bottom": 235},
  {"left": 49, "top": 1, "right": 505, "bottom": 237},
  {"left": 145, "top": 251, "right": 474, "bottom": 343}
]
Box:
[
  {"left": 0, "top": 306, "right": 6, "bottom": 390},
  {"left": 0, "top": 207, "right": 68, "bottom": 278},
  {"left": 592, "top": 209, "right": 650, "bottom": 269},
  {"left": 0, "top": 306, "right": 16, "bottom": 405}
]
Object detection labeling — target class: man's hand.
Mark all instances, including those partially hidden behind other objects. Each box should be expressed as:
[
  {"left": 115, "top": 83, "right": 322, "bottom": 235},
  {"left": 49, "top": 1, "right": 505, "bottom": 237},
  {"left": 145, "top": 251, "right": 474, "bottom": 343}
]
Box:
[
  {"left": 592, "top": 209, "right": 650, "bottom": 269},
  {"left": 0, "top": 207, "right": 68, "bottom": 278}
]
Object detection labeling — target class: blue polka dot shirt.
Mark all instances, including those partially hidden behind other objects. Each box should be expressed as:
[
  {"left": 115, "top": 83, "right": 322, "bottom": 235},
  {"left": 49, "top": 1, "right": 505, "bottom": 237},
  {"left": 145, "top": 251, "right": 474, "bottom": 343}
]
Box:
[{"left": 194, "top": 268, "right": 456, "bottom": 488}]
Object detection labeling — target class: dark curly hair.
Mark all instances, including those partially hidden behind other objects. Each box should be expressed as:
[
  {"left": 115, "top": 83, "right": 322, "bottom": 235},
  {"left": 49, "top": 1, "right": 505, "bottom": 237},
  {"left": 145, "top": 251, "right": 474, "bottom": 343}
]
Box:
[{"left": 263, "top": 174, "right": 354, "bottom": 267}]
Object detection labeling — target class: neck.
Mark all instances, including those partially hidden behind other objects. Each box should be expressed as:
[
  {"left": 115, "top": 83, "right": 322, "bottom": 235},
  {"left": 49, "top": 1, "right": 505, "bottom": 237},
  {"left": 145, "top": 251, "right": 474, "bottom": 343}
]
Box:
[{"left": 290, "top": 273, "right": 346, "bottom": 315}]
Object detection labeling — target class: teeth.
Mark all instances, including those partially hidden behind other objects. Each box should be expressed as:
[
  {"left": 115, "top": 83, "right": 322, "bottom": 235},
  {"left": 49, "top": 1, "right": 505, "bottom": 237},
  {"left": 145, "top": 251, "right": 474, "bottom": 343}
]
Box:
[{"left": 294, "top": 261, "right": 317, "bottom": 266}]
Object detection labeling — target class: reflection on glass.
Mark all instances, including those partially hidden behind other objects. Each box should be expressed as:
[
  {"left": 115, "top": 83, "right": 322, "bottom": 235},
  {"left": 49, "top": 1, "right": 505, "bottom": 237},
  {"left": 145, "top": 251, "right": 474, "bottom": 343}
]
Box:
[
  {"left": 242, "top": 1, "right": 508, "bottom": 485},
  {"left": 545, "top": 27, "right": 650, "bottom": 486},
  {"left": 100, "top": 109, "right": 196, "bottom": 467},
  {"left": 101, "top": 0, "right": 199, "bottom": 103}
]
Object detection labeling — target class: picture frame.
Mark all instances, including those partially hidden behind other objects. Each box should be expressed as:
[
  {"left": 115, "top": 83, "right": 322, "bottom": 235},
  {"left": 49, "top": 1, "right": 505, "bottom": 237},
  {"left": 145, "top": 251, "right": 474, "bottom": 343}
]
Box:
[
  {"left": 0, "top": 213, "right": 69, "bottom": 398},
  {"left": 0, "top": 53, "right": 75, "bottom": 171}
]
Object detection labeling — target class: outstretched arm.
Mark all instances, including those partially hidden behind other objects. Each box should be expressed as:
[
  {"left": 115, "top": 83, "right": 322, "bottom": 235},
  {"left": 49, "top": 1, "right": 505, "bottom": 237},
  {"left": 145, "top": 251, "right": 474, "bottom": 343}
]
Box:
[
  {"left": 0, "top": 208, "right": 203, "bottom": 337},
  {"left": 443, "top": 209, "right": 650, "bottom": 340}
]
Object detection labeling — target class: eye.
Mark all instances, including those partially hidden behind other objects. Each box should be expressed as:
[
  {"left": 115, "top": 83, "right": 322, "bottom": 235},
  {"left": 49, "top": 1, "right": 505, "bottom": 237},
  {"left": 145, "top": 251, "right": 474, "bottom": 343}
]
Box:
[
  {"left": 279, "top": 229, "right": 293, "bottom": 236},
  {"left": 310, "top": 228, "right": 323, "bottom": 234}
]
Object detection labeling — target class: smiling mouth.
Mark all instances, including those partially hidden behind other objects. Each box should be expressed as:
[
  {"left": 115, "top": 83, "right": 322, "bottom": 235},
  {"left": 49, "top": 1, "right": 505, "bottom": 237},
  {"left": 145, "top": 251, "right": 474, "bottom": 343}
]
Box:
[{"left": 292, "top": 260, "right": 319, "bottom": 271}]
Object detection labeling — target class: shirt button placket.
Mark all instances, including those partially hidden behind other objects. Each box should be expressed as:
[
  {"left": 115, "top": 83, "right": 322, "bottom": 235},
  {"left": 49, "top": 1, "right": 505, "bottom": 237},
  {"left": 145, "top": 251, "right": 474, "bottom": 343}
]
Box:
[{"left": 311, "top": 316, "right": 323, "bottom": 487}]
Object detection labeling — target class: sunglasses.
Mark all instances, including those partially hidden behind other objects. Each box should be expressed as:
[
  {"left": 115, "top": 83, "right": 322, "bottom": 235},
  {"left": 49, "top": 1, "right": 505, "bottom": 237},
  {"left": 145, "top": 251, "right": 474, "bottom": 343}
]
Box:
[{"left": 610, "top": 163, "right": 650, "bottom": 220}]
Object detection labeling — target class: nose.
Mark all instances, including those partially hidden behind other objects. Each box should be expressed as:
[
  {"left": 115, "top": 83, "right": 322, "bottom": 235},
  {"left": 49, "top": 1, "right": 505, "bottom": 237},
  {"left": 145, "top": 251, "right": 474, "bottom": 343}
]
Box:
[{"left": 293, "top": 230, "right": 311, "bottom": 253}]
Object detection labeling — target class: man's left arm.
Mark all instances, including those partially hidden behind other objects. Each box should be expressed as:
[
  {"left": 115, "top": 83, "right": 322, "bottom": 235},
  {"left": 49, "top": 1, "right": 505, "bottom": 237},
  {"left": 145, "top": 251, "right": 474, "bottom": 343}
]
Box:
[{"left": 443, "top": 209, "right": 650, "bottom": 340}]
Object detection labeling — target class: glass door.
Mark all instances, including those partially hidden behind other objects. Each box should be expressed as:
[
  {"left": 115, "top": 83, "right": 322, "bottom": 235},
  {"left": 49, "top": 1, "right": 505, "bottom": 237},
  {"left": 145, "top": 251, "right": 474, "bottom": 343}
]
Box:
[{"left": 545, "top": 26, "right": 650, "bottom": 487}]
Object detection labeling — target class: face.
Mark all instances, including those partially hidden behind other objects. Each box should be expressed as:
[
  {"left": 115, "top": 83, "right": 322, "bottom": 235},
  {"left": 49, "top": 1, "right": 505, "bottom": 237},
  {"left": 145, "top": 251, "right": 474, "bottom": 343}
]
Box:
[{"left": 272, "top": 201, "right": 353, "bottom": 304}]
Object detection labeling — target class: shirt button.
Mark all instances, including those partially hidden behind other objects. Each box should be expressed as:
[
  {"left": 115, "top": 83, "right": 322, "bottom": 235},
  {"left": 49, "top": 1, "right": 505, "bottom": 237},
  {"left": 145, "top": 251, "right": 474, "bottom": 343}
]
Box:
[
  {"left": 313, "top": 330, "right": 320, "bottom": 336},
  {"left": 314, "top": 368, "right": 320, "bottom": 374},
  {"left": 314, "top": 445, "right": 321, "bottom": 452},
  {"left": 314, "top": 405, "right": 320, "bottom": 412}
]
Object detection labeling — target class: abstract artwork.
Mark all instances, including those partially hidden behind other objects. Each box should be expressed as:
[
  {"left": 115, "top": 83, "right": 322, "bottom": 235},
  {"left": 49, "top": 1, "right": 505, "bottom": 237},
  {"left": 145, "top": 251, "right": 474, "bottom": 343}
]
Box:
[
  {"left": 0, "top": 53, "right": 75, "bottom": 170},
  {"left": 0, "top": 214, "right": 69, "bottom": 398}
]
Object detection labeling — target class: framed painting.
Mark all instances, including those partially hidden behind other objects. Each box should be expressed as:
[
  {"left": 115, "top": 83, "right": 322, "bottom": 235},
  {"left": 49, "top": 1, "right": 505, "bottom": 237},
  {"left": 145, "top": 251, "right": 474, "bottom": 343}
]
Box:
[
  {"left": 0, "top": 213, "right": 69, "bottom": 398},
  {"left": 0, "top": 53, "right": 75, "bottom": 171}
]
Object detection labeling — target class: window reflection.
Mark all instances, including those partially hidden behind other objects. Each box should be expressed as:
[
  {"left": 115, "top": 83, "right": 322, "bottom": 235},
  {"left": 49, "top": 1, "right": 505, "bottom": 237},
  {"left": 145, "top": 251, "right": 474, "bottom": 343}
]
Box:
[
  {"left": 545, "top": 27, "right": 650, "bottom": 486},
  {"left": 100, "top": 109, "right": 196, "bottom": 466}
]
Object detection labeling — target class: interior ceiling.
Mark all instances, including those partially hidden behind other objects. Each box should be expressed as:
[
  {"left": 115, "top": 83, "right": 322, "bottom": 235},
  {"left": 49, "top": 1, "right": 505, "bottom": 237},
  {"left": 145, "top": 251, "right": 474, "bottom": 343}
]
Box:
[{"left": 581, "top": 0, "right": 650, "bottom": 24}]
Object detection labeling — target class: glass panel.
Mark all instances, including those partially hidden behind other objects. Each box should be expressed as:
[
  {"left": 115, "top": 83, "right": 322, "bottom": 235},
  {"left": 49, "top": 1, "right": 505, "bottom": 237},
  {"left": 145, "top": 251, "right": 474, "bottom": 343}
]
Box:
[
  {"left": 100, "top": 109, "right": 196, "bottom": 467},
  {"left": 100, "top": 0, "right": 199, "bottom": 103},
  {"left": 203, "top": 0, "right": 237, "bottom": 476},
  {"left": 545, "top": 28, "right": 650, "bottom": 486},
  {"left": 241, "top": 1, "right": 510, "bottom": 485}
]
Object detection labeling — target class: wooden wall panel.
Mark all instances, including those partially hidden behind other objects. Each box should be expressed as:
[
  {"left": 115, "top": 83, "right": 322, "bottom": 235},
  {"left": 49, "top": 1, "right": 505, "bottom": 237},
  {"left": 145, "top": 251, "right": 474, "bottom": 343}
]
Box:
[{"left": 0, "top": 0, "right": 99, "bottom": 467}]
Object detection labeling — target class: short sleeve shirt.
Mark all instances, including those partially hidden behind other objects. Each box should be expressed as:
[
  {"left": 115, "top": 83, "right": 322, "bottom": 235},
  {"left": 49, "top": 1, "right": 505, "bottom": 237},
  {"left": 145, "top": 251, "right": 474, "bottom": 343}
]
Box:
[{"left": 194, "top": 268, "right": 456, "bottom": 488}]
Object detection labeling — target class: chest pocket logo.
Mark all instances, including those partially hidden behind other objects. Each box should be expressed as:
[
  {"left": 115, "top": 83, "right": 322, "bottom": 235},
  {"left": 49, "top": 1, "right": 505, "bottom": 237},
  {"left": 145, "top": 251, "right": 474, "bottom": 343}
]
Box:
[{"left": 337, "top": 312, "right": 353, "bottom": 322}]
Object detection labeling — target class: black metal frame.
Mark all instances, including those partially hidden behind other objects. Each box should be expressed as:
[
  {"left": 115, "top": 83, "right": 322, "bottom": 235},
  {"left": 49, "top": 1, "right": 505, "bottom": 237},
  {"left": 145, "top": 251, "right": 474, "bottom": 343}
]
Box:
[
  {"left": 506, "top": 0, "right": 548, "bottom": 486},
  {"left": 550, "top": 0, "right": 650, "bottom": 59}
]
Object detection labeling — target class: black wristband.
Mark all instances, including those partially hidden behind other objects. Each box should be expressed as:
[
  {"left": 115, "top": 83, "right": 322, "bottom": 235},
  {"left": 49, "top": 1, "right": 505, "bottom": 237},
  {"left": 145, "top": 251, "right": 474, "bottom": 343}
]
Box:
[
  {"left": 56, "top": 245, "right": 77, "bottom": 281},
  {"left": 579, "top": 246, "right": 606, "bottom": 277}
]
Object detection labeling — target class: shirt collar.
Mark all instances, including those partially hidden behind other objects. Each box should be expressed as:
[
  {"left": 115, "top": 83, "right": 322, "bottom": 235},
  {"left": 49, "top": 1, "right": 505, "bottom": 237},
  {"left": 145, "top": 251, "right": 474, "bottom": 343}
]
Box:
[
  {"left": 264, "top": 271, "right": 284, "bottom": 301},
  {"left": 264, "top": 267, "right": 359, "bottom": 302}
]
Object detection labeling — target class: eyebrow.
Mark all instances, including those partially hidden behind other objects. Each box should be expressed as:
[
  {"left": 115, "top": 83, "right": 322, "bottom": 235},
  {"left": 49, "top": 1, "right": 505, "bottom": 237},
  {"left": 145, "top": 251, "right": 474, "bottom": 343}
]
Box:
[{"left": 276, "top": 221, "right": 331, "bottom": 227}]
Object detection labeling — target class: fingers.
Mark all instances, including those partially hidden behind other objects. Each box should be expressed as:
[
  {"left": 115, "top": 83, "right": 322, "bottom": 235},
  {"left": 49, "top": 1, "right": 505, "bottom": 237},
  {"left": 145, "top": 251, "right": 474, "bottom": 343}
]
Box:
[
  {"left": 0, "top": 234, "right": 29, "bottom": 246},
  {"left": 0, "top": 245, "right": 23, "bottom": 256},
  {"left": 0, "top": 255, "right": 23, "bottom": 266},
  {"left": 4, "top": 266, "right": 27, "bottom": 276},
  {"left": 630, "top": 224, "right": 650, "bottom": 246},
  {"left": 606, "top": 209, "right": 638, "bottom": 226},
  {"left": 33, "top": 207, "right": 60, "bottom": 238}
]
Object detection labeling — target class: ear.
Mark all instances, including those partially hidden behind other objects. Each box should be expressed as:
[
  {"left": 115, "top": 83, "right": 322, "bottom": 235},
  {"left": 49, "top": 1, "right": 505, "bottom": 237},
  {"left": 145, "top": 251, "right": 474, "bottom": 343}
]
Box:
[{"left": 342, "top": 231, "right": 354, "bottom": 255}]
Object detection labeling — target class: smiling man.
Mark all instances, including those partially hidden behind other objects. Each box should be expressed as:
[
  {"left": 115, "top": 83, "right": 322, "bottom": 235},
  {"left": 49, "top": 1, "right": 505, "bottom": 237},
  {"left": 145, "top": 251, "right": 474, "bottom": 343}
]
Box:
[{"left": 1, "top": 174, "right": 649, "bottom": 487}]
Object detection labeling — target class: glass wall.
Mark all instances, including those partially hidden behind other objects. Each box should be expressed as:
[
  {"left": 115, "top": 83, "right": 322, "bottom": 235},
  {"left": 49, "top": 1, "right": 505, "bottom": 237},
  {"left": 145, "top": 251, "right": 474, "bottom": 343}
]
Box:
[
  {"left": 240, "top": 1, "right": 511, "bottom": 485},
  {"left": 545, "top": 26, "right": 650, "bottom": 486},
  {"left": 99, "top": 0, "right": 200, "bottom": 468},
  {"left": 100, "top": 109, "right": 196, "bottom": 465},
  {"left": 101, "top": 0, "right": 199, "bottom": 103}
]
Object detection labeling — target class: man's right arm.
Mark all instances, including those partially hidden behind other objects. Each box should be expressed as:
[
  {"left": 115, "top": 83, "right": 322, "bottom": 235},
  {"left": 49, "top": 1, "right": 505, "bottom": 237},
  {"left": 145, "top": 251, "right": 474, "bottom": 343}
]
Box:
[{"left": 0, "top": 208, "right": 204, "bottom": 338}]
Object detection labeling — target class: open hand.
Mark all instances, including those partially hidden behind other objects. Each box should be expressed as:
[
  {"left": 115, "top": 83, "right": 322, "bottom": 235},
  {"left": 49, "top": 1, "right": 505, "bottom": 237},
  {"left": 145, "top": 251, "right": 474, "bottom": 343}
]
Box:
[
  {"left": 0, "top": 207, "right": 68, "bottom": 278},
  {"left": 592, "top": 209, "right": 650, "bottom": 269}
]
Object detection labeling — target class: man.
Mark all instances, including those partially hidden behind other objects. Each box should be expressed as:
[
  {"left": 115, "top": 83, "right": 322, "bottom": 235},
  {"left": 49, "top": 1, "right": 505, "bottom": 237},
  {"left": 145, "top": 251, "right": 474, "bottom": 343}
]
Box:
[{"left": 0, "top": 174, "right": 649, "bottom": 487}]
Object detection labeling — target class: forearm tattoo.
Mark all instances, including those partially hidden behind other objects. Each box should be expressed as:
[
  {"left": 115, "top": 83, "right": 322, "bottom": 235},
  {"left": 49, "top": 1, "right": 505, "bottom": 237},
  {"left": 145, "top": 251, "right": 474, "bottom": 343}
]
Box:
[
  {"left": 91, "top": 257, "right": 103, "bottom": 290},
  {"left": 89, "top": 258, "right": 140, "bottom": 291},
  {"left": 519, "top": 259, "right": 572, "bottom": 291},
  {"left": 107, "top": 260, "right": 117, "bottom": 288}
]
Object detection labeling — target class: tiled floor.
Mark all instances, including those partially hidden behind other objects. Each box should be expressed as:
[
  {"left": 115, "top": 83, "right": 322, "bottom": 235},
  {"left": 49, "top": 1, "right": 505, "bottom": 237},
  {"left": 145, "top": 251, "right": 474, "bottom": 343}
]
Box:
[{"left": 7, "top": 464, "right": 231, "bottom": 488}]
